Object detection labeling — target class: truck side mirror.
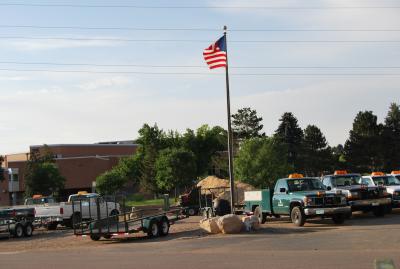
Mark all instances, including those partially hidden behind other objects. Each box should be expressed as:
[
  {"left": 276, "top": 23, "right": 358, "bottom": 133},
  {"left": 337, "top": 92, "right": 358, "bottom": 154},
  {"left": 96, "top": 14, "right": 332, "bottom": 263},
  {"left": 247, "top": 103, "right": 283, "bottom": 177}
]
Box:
[
  {"left": 280, "top": 188, "right": 287, "bottom": 193},
  {"left": 327, "top": 186, "right": 332, "bottom": 191}
]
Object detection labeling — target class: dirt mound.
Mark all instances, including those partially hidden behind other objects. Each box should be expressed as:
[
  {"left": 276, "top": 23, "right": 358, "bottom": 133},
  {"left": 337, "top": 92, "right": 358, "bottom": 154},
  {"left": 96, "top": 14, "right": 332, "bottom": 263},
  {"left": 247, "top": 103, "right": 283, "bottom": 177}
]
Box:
[{"left": 196, "top": 176, "right": 255, "bottom": 204}]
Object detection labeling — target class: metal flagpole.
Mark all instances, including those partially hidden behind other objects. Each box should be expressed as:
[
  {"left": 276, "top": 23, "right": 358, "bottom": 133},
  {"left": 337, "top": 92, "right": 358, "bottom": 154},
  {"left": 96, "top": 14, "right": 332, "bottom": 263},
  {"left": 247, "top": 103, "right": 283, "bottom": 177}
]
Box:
[{"left": 223, "top": 25, "right": 235, "bottom": 214}]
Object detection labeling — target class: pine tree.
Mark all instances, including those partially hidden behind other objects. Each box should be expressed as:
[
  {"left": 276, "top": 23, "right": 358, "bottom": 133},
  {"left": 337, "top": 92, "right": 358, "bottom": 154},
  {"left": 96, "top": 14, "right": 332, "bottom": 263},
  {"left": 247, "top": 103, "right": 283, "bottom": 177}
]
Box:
[
  {"left": 301, "top": 125, "right": 333, "bottom": 176},
  {"left": 382, "top": 103, "right": 400, "bottom": 171},
  {"left": 274, "top": 112, "right": 303, "bottom": 170},
  {"left": 232, "top": 107, "right": 265, "bottom": 140},
  {"left": 344, "top": 111, "right": 383, "bottom": 172}
]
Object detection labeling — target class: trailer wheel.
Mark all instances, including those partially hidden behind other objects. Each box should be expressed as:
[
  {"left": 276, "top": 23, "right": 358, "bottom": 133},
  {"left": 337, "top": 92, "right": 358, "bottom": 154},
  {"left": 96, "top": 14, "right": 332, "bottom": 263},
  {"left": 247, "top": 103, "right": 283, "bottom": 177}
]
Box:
[
  {"left": 13, "top": 224, "right": 24, "bottom": 238},
  {"left": 187, "top": 208, "right": 196, "bottom": 216},
  {"left": 24, "top": 223, "right": 34, "bottom": 237},
  {"left": 90, "top": 234, "right": 101, "bottom": 241},
  {"left": 147, "top": 220, "right": 159, "bottom": 238},
  {"left": 159, "top": 218, "right": 170, "bottom": 236},
  {"left": 290, "top": 206, "right": 306, "bottom": 227}
]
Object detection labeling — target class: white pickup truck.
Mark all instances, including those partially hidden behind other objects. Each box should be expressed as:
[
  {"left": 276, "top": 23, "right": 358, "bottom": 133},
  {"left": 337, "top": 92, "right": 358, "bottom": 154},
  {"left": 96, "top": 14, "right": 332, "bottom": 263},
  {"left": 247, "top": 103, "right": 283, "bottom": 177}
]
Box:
[{"left": 21, "top": 192, "right": 120, "bottom": 230}]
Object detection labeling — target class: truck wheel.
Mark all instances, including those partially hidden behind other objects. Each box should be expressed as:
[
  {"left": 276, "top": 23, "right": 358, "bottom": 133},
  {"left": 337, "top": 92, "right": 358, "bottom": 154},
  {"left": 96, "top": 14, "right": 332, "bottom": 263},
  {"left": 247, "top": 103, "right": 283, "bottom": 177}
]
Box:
[
  {"left": 254, "top": 206, "right": 265, "bottom": 224},
  {"left": 291, "top": 206, "right": 306, "bottom": 227},
  {"left": 46, "top": 222, "right": 58, "bottom": 230},
  {"left": 332, "top": 214, "right": 345, "bottom": 224},
  {"left": 13, "top": 224, "right": 24, "bottom": 238},
  {"left": 372, "top": 206, "right": 385, "bottom": 217},
  {"left": 71, "top": 213, "right": 82, "bottom": 228},
  {"left": 90, "top": 234, "right": 101, "bottom": 241},
  {"left": 24, "top": 223, "right": 34, "bottom": 237},
  {"left": 147, "top": 220, "right": 159, "bottom": 238},
  {"left": 158, "top": 218, "right": 170, "bottom": 236},
  {"left": 385, "top": 204, "right": 393, "bottom": 214}
]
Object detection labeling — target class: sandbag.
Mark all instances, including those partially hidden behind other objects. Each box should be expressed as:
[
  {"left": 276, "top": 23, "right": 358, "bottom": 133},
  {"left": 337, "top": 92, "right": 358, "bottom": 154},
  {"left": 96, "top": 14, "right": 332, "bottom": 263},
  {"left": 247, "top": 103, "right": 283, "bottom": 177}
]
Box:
[
  {"left": 217, "top": 214, "right": 243, "bottom": 234},
  {"left": 199, "top": 217, "right": 220, "bottom": 234}
]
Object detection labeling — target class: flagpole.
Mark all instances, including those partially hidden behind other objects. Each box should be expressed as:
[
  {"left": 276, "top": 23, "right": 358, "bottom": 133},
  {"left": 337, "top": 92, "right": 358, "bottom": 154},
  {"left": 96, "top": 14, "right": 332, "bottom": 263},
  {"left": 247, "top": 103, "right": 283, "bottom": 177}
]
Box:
[{"left": 223, "top": 25, "right": 235, "bottom": 214}]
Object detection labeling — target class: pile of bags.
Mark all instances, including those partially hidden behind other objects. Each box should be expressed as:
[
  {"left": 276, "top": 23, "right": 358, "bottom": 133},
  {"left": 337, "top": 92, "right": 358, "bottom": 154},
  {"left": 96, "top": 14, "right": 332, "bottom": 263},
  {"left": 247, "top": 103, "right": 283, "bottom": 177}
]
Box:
[{"left": 199, "top": 214, "right": 260, "bottom": 234}]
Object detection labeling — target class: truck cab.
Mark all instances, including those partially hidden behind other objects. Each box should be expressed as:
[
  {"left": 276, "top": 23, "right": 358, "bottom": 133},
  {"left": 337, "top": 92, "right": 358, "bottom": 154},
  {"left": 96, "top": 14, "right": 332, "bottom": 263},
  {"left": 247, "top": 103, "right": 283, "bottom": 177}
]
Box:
[
  {"left": 322, "top": 170, "right": 391, "bottom": 216},
  {"left": 361, "top": 172, "right": 400, "bottom": 209},
  {"left": 24, "top": 195, "right": 57, "bottom": 206},
  {"left": 245, "top": 174, "right": 350, "bottom": 226}
]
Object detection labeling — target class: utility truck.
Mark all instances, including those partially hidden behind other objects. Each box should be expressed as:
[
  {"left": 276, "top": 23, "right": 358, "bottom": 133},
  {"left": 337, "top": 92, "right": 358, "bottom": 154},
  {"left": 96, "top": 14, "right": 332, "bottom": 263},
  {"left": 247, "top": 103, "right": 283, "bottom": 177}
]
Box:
[
  {"left": 361, "top": 172, "right": 400, "bottom": 210},
  {"left": 322, "top": 170, "right": 391, "bottom": 217},
  {"left": 244, "top": 174, "right": 350, "bottom": 226}
]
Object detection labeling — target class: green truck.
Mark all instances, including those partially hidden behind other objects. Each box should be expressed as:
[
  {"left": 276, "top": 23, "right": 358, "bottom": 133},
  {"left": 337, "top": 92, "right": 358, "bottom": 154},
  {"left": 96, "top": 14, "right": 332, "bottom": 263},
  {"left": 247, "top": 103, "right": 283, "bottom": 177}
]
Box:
[{"left": 244, "top": 174, "right": 351, "bottom": 226}]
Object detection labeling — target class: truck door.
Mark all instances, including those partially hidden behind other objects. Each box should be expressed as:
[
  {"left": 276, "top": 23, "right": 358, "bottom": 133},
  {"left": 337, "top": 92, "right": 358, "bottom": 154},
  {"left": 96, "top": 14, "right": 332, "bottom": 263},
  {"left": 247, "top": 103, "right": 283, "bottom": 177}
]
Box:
[{"left": 272, "top": 180, "right": 290, "bottom": 214}]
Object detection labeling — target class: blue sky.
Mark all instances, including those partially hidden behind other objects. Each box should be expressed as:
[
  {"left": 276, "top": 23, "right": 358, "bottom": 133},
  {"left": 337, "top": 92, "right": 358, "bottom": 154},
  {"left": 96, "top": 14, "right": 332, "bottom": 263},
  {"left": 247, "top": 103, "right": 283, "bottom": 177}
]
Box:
[{"left": 1, "top": 0, "right": 400, "bottom": 153}]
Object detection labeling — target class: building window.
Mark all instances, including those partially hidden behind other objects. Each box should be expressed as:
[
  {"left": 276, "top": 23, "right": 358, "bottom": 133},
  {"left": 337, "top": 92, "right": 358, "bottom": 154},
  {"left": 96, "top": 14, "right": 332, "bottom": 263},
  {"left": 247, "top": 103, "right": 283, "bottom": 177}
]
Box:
[{"left": 12, "top": 174, "right": 19, "bottom": 182}]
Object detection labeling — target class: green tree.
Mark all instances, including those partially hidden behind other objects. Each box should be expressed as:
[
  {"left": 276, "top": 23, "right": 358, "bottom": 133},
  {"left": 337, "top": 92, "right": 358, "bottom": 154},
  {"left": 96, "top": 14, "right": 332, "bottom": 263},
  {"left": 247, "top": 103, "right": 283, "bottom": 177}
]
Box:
[
  {"left": 301, "top": 125, "right": 333, "bottom": 176},
  {"left": 95, "top": 154, "right": 142, "bottom": 195},
  {"left": 0, "top": 155, "right": 4, "bottom": 182},
  {"left": 274, "top": 112, "right": 303, "bottom": 169},
  {"left": 96, "top": 168, "right": 127, "bottom": 195},
  {"left": 135, "top": 123, "right": 166, "bottom": 192},
  {"left": 235, "top": 137, "right": 292, "bottom": 188},
  {"left": 344, "top": 111, "right": 383, "bottom": 172},
  {"left": 155, "top": 148, "right": 197, "bottom": 192},
  {"left": 232, "top": 107, "right": 265, "bottom": 139},
  {"left": 25, "top": 158, "right": 65, "bottom": 197},
  {"left": 181, "top": 125, "right": 227, "bottom": 177},
  {"left": 382, "top": 103, "right": 400, "bottom": 171},
  {"left": 332, "top": 144, "right": 347, "bottom": 170}
]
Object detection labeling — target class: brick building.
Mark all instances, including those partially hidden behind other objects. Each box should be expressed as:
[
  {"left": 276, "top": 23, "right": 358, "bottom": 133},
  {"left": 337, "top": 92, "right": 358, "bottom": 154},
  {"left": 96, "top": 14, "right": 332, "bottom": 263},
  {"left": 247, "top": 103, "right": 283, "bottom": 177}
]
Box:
[{"left": 0, "top": 143, "right": 137, "bottom": 206}]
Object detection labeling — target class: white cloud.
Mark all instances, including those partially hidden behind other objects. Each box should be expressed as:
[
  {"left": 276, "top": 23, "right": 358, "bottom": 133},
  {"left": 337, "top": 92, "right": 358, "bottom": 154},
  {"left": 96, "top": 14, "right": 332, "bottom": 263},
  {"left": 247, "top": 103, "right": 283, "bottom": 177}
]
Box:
[{"left": 77, "top": 76, "right": 132, "bottom": 91}]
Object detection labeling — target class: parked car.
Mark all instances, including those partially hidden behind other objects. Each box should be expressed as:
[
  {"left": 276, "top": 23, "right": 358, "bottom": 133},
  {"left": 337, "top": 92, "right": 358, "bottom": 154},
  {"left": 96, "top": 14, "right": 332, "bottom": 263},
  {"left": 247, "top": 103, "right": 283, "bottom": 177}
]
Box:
[
  {"left": 244, "top": 173, "right": 350, "bottom": 226},
  {"left": 321, "top": 170, "right": 391, "bottom": 217},
  {"left": 361, "top": 172, "right": 400, "bottom": 210}
]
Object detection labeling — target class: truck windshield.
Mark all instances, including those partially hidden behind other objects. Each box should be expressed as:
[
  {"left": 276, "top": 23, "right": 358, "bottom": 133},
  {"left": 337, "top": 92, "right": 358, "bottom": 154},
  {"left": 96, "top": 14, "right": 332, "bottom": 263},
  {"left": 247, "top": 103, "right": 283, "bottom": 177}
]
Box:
[
  {"left": 332, "top": 176, "right": 361, "bottom": 187},
  {"left": 372, "top": 176, "right": 400, "bottom": 186},
  {"left": 25, "top": 197, "right": 56, "bottom": 205},
  {"left": 287, "top": 178, "right": 326, "bottom": 192}
]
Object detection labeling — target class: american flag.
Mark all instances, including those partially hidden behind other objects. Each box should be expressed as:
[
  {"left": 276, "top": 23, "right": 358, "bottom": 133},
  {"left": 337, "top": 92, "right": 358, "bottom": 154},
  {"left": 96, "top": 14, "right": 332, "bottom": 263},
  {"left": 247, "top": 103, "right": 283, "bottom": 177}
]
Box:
[{"left": 203, "top": 35, "right": 227, "bottom": 69}]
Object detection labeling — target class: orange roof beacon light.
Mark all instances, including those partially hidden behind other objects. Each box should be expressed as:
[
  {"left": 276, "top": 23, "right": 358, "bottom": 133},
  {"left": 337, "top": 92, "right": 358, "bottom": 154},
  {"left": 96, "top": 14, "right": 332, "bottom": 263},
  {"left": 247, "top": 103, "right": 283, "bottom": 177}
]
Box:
[
  {"left": 288, "top": 173, "right": 304, "bottom": 179},
  {"left": 391, "top": 171, "right": 400, "bottom": 175},
  {"left": 32, "top": 194, "right": 43, "bottom": 199},
  {"left": 77, "top": 191, "right": 88, "bottom": 195},
  {"left": 371, "top": 172, "right": 385, "bottom": 177},
  {"left": 334, "top": 170, "right": 347, "bottom": 175}
]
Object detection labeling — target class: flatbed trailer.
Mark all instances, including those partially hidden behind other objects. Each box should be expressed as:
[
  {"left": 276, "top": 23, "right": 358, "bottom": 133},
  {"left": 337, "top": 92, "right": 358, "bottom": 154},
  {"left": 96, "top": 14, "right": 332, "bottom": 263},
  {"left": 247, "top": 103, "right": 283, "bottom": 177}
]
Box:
[
  {"left": 72, "top": 195, "right": 187, "bottom": 241},
  {"left": 0, "top": 207, "right": 35, "bottom": 238}
]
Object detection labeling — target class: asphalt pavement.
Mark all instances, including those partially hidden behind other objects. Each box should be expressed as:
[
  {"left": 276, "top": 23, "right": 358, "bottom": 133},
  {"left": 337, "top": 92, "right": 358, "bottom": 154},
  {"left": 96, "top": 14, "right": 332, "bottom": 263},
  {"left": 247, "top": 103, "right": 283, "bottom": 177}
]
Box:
[{"left": 1, "top": 210, "right": 400, "bottom": 269}]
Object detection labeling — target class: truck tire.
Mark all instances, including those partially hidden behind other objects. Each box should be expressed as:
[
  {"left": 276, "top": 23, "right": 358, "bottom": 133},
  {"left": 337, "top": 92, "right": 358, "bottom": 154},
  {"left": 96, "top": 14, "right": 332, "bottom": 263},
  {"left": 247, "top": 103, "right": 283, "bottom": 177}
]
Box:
[
  {"left": 372, "top": 205, "right": 385, "bottom": 217},
  {"left": 332, "top": 214, "right": 345, "bottom": 224},
  {"left": 71, "top": 213, "right": 82, "bottom": 228},
  {"left": 254, "top": 206, "right": 266, "bottom": 224},
  {"left": 90, "top": 234, "right": 101, "bottom": 241},
  {"left": 24, "top": 223, "right": 34, "bottom": 237},
  {"left": 13, "top": 224, "right": 24, "bottom": 238},
  {"left": 147, "top": 220, "right": 159, "bottom": 238},
  {"left": 158, "top": 218, "right": 170, "bottom": 236},
  {"left": 46, "top": 222, "right": 58, "bottom": 230},
  {"left": 290, "top": 206, "right": 306, "bottom": 227}
]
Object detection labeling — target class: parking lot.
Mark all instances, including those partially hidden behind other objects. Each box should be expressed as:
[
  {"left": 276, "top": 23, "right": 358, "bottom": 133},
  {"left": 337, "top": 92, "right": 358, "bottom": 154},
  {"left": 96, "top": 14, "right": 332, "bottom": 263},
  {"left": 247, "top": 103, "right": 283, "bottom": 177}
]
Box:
[{"left": 1, "top": 209, "right": 399, "bottom": 269}]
